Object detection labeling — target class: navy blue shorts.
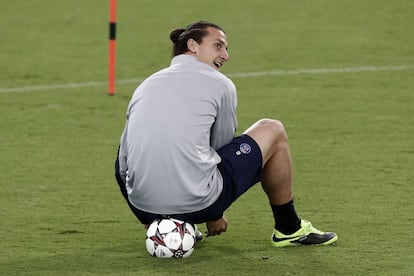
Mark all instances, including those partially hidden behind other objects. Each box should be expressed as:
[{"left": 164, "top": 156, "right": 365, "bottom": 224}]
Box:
[{"left": 115, "top": 134, "right": 262, "bottom": 225}]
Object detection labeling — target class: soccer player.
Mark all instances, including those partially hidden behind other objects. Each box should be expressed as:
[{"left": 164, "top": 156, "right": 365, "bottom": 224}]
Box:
[{"left": 115, "top": 21, "right": 337, "bottom": 247}]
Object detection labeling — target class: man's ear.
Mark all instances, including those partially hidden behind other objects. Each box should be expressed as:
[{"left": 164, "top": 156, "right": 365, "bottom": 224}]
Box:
[{"left": 187, "top": 39, "right": 198, "bottom": 53}]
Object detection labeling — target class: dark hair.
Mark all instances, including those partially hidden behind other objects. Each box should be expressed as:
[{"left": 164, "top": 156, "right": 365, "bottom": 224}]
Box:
[{"left": 169, "top": 21, "right": 225, "bottom": 57}]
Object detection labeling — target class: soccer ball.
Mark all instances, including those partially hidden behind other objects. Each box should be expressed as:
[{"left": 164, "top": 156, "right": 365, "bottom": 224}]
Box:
[{"left": 145, "top": 218, "right": 196, "bottom": 258}]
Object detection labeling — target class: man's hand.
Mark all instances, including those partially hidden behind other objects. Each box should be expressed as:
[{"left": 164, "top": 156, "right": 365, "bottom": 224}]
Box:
[{"left": 206, "top": 215, "right": 228, "bottom": 237}]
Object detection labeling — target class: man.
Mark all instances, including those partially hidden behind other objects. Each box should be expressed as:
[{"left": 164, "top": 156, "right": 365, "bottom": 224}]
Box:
[{"left": 115, "top": 21, "right": 337, "bottom": 247}]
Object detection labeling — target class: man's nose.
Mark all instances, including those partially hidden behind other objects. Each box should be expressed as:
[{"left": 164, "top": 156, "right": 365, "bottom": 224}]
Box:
[{"left": 222, "top": 49, "right": 229, "bottom": 61}]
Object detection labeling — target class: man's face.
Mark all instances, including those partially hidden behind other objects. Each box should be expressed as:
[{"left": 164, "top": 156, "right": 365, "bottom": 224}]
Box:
[{"left": 187, "top": 27, "right": 229, "bottom": 70}]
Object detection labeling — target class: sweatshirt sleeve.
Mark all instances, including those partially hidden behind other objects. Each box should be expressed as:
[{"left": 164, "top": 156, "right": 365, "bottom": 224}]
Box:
[
  {"left": 210, "top": 80, "right": 237, "bottom": 150},
  {"left": 116, "top": 121, "right": 128, "bottom": 183}
]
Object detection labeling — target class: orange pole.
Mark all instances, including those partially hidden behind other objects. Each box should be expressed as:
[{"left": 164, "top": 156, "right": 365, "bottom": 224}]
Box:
[{"left": 108, "top": 0, "right": 117, "bottom": 95}]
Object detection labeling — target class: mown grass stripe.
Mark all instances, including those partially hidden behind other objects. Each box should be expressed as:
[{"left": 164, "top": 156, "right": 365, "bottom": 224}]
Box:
[{"left": 1, "top": 65, "right": 413, "bottom": 93}]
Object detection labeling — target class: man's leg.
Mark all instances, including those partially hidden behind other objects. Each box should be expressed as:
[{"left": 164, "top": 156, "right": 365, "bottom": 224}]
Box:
[
  {"left": 244, "top": 119, "right": 337, "bottom": 246},
  {"left": 244, "top": 119, "right": 300, "bottom": 233},
  {"left": 244, "top": 119, "right": 293, "bottom": 205}
]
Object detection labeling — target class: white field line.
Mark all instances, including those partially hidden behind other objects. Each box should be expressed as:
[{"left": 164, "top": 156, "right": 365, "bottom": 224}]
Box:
[{"left": 1, "top": 65, "right": 413, "bottom": 93}]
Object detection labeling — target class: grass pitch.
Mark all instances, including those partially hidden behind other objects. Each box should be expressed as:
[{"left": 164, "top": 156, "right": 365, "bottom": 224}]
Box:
[{"left": 1, "top": 0, "right": 413, "bottom": 275}]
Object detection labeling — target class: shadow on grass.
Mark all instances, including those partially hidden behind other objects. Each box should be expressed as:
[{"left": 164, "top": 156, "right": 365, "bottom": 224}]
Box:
[{"left": 0, "top": 238, "right": 345, "bottom": 275}]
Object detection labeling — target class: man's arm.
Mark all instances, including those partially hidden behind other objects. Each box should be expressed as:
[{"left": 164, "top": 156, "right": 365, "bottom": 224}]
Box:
[
  {"left": 116, "top": 122, "right": 128, "bottom": 183},
  {"left": 210, "top": 81, "right": 237, "bottom": 149}
]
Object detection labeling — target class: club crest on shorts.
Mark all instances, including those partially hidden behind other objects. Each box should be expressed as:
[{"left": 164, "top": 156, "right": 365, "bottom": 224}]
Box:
[{"left": 239, "top": 143, "right": 251, "bottom": 154}]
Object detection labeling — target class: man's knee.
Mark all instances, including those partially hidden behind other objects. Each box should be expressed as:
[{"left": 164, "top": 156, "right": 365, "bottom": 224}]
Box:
[
  {"left": 255, "top": 119, "right": 287, "bottom": 140},
  {"left": 244, "top": 119, "right": 288, "bottom": 157}
]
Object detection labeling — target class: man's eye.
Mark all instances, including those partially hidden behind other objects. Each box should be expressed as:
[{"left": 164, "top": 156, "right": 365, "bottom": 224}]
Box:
[{"left": 216, "top": 43, "right": 222, "bottom": 49}]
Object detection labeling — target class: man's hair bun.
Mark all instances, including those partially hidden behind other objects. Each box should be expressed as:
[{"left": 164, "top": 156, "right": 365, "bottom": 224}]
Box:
[{"left": 170, "top": 28, "right": 186, "bottom": 43}]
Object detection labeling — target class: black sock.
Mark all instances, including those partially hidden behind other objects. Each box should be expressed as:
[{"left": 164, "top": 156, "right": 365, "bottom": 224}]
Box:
[{"left": 271, "top": 199, "right": 301, "bottom": 235}]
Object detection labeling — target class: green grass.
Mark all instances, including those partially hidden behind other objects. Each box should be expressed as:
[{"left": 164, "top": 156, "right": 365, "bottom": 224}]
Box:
[{"left": 1, "top": 0, "right": 414, "bottom": 275}]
